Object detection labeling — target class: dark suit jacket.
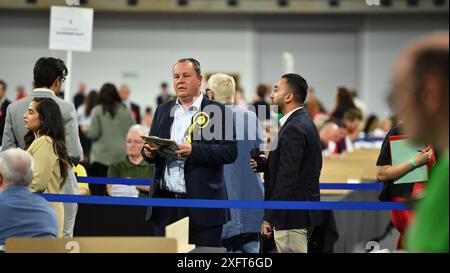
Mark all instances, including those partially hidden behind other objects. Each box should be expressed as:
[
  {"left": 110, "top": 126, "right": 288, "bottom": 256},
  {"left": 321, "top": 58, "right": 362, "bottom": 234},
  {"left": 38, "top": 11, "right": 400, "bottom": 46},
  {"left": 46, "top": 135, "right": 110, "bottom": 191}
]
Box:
[
  {"left": 130, "top": 102, "right": 141, "bottom": 124},
  {"left": 264, "top": 108, "right": 322, "bottom": 230},
  {"left": 142, "top": 97, "right": 237, "bottom": 227},
  {"left": 0, "top": 98, "right": 11, "bottom": 145},
  {"left": 73, "top": 93, "right": 85, "bottom": 110},
  {"left": 157, "top": 95, "right": 171, "bottom": 106}
]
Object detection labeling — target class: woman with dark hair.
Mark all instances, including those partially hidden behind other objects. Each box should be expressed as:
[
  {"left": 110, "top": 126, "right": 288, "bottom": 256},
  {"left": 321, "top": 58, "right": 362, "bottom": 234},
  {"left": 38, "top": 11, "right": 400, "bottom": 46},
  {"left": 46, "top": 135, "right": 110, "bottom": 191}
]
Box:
[
  {"left": 78, "top": 90, "right": 98, "bottom": 130},
  {"left": 24, "top": 97, "right": 70, "bottom": 237},
  {"left": 363, "top": 114, "right": 380, "bottom": 137},
  {"left": 86, "top": 83, "right": 135, "bottom": 195},
  {"left": 78, "top": 90, "right": 98, "bottom": 165},
  {"left": 330, "top": 87, "right": 356, "bottom": 121}
]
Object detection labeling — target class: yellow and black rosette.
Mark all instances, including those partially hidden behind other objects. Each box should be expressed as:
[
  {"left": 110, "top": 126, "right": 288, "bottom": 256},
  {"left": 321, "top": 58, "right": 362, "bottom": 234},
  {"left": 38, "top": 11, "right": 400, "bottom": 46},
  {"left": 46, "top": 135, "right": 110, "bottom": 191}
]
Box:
[{"left": 185, "top": 111, "right": 210, "bottom": 143}]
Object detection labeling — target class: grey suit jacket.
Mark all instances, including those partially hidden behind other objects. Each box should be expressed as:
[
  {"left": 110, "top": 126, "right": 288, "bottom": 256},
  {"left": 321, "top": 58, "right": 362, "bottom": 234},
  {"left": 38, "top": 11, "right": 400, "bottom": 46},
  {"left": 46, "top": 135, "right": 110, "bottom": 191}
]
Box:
[{"left": 1, "top": 89, "right": 83, "bottom": 194}]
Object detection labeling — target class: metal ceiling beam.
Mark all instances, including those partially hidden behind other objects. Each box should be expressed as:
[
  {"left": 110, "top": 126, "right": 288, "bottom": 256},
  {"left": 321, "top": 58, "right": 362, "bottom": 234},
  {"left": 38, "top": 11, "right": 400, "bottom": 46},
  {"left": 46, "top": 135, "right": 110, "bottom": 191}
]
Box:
[{"left": 0, "top": 0, "right": 448, "bottom": 14}]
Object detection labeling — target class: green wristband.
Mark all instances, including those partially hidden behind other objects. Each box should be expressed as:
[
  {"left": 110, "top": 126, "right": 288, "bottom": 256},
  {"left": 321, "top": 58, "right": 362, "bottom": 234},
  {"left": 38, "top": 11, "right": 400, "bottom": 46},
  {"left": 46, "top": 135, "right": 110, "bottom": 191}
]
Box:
[{"left": 409, "top": 159, "right": 416, "bottom": 169}]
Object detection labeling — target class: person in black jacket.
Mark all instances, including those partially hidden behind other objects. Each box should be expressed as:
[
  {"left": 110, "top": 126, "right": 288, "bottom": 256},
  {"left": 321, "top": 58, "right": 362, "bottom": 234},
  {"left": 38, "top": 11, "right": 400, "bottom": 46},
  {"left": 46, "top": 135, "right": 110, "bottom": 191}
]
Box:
[
  {"left": 156, "top": 82, "right": 171, "bottom": 106},
  {"left": 119, "top": 84, "right": 141, "bottom": 124},
  {"left": 376, "top": 124, "right": 433, "bottom": 249},
  {"left": 73, "top": 82, "right": 86, "bottom": 109},
  {"left": 252, "top": 73, "right": 322, "bottom": 253},
  {"left": 0, "top": 80, "right": 11, "bottom": 146}
]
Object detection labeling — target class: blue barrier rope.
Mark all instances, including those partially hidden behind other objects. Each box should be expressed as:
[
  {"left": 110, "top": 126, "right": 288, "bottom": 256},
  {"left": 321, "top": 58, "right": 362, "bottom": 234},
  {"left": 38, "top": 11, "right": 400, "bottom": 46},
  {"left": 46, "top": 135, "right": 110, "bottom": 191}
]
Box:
[
  {"left": 353, "top": 137, "right": 385, "bottom": 143},
  {"left": 76, "top": 176, "right": 383, "bottom": 190},
  {"left": 320, "top": 183, "right": 382, "bottom": 190},
  {"left": 39, "top": 194, "right": 410, "bottom": 211}
]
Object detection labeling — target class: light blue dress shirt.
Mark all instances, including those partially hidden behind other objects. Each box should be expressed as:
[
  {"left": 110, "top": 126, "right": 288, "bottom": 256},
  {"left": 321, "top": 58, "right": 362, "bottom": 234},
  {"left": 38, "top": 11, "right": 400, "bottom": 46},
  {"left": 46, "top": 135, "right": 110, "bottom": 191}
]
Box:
[{"left": 162, "top": 94, "right": 204, "bottom": 193}]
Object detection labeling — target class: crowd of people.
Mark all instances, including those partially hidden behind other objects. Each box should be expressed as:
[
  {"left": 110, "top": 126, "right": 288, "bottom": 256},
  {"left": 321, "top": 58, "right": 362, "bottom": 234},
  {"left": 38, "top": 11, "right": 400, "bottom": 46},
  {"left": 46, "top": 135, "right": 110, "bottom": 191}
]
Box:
[{"left": 0, "top": 31, "right": 448, "bottom": 253}]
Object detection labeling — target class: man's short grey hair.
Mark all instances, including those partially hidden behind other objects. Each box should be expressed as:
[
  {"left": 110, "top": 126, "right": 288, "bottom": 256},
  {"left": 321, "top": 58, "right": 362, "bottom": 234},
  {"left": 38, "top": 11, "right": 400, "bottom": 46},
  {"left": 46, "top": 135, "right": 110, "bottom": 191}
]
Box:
[
  {"left": 208, "top": 73, "right": 236, "bottom": 104},
  {"left": 128, "top": 124, "right": 147, "bottom": 136},
  {"left": 0, "top": 148, "right": 35, "bottom": 186}
]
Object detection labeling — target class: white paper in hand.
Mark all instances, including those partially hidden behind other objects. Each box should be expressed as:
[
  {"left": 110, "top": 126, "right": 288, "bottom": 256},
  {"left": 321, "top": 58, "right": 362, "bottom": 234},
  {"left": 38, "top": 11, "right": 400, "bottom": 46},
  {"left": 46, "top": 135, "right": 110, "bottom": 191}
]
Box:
[{"left": 141, "top": 136, "right": 184, "bottom": 159}]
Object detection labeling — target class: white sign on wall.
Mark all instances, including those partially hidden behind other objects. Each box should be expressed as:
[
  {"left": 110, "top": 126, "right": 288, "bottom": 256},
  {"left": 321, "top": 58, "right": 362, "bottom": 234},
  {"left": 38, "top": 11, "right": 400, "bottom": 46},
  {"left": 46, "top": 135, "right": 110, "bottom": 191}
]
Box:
[{"left": 49, "top": 6, "right": 93, "bottom": 52}]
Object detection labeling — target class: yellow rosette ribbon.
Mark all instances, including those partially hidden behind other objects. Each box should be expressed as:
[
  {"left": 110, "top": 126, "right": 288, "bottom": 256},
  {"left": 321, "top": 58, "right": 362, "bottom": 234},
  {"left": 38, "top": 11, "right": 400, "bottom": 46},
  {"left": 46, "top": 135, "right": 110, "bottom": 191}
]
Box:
[{"left": 185, "top": 111, "right": 210, "bottom": 143}]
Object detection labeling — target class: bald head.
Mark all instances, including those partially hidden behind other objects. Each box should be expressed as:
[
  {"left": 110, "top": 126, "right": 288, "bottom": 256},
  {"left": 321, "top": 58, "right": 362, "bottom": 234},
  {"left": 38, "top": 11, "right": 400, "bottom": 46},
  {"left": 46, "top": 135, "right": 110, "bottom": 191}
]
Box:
[
  {"left": 393, "top": 32, "right": 449, "bottom": 148},
  {"left": 320, "top": 121, "right": 344, "bottom": 143},
  {"left": 0, "top": 148, "right": 35, "bottom": 188},
  {"left": 119, "top": 84, "right": 130, "bottom": 101}
]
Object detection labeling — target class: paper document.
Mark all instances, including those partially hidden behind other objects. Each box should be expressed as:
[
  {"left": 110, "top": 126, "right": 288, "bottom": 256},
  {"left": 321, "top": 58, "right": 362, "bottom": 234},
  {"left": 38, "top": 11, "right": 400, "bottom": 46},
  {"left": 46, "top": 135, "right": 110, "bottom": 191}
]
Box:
[
  {"left": 390, "top": 136, "right": 428, "bottom": 184},
  {"left": 141, "top": 136, "right": 184, "bottom": 159}
]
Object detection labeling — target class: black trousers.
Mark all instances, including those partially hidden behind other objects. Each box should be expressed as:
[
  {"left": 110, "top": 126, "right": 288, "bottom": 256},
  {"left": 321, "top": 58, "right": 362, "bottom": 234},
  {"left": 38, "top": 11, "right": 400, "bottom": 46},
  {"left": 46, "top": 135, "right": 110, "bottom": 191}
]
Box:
[
  {"left": 153, "top": 190, "right": 223, "bottom": 247},
  {"left": 88, "top": 162, "right": 109, "bottom": 196}
]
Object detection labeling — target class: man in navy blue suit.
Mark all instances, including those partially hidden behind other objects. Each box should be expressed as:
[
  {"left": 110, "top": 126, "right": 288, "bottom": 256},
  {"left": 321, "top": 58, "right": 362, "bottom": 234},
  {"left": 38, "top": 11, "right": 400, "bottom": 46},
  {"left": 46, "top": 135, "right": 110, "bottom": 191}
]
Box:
[
  {"left": 252, "top": 74, "right": 322, "bottom": 253},
  {"left": 142, "top": 58, "right": 237, "bottom": 247}
]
